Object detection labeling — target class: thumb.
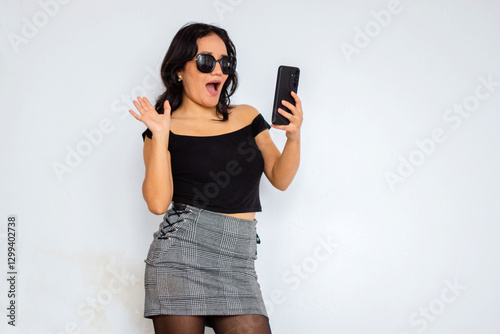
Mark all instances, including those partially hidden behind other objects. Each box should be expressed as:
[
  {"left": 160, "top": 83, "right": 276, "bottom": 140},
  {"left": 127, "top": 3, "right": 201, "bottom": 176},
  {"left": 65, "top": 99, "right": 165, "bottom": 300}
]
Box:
[{"left": 164, "top": 100, "right": 171, "bottom": 114}]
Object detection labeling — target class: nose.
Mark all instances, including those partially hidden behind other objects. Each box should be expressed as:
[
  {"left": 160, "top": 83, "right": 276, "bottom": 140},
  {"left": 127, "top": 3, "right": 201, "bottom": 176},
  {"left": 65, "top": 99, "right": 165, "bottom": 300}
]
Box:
[{"left": 212, "top": 60, "right": 223, "bottom": 75}]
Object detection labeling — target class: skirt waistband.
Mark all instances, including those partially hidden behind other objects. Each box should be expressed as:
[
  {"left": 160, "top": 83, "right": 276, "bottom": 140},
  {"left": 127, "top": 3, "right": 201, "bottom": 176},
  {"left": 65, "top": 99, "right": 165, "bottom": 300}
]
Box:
[{"left": 171, "top": 202, "right": 257, "bottom": 224}]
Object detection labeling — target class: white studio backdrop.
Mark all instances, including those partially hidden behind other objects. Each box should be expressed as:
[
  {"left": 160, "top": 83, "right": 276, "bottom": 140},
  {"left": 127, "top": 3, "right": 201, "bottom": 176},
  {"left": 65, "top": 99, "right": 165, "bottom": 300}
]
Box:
[{"left": 1, "top": 0, "right": 499, "bottom": 333}]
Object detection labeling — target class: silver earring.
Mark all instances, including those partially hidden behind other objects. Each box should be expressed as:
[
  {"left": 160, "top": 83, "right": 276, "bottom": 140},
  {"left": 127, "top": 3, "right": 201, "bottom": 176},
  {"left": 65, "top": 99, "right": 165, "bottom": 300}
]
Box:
[{"left": 178, "top": 75, "right": 182, "bottom": 81}]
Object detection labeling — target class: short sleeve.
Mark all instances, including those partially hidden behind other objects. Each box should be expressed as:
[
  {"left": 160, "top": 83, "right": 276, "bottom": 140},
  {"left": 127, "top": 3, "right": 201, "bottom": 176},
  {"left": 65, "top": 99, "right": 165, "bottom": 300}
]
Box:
[
  {"left": 251, "top": 114, "right": 271, "bottom": 137},
  {"left": 141, "top": 128, "right": 152, "bottom": 141}
]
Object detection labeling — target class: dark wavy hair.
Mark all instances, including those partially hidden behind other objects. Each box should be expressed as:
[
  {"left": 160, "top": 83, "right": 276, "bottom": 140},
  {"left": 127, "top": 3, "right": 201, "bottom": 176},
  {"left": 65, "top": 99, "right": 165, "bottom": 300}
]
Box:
[{"left": 154, "top": 22, "right": 238, "bottom": 121}]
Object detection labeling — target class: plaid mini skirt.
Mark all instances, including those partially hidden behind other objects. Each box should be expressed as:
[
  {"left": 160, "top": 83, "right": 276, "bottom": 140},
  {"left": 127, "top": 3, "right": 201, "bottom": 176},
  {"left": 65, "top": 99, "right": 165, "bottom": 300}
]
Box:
[{"left": 144, "top": 202, "right": 267, "bottom": 318}]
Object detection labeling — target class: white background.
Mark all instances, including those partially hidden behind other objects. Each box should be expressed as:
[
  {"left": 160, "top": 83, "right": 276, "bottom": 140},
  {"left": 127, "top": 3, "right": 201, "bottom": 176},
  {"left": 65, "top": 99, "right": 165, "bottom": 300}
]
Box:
[{"left": 1, "top": 0, "right": 499, "bottom": 333}]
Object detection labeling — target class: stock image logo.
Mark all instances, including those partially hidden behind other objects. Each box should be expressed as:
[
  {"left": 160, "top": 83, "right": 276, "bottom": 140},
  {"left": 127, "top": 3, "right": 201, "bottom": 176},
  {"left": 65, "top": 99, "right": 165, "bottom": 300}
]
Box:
[
  {"left": 192, "top": 137, "right": 258, "bottom": 208},
  {"left": 7, "top": 0, "right": 73, "bottom": 53},
  {"left": 213, "top": 0, "right": 244, "bottom": 21},
  {"left": 385, "top": 74, "right": 499, "bottom": 191},
  {"left": 51, "top": 62, "right": 162, "bottom": 183},
  {"left": 264, "top": 234, "right": 340, "bottom": 315},
  {"left": 398, "top": 278, "right": 466, "bottom": 334},
  {"left": 340, "top": 0, "right": 403, "bottom": 63}
]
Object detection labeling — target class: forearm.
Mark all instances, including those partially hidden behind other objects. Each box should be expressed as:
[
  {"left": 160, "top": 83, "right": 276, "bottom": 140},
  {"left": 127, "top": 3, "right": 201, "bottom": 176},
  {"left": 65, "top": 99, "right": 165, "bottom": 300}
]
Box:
[
  {"left": 142, "top": 136, "right": 173, "bottom": 214},
  {"left": 270, "top": 137, "right": 301, "bottom": 191}
]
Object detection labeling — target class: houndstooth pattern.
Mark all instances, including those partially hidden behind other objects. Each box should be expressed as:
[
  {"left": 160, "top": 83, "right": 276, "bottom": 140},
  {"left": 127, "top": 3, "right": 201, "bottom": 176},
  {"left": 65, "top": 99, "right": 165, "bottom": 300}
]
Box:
[{"left": 144, "top": 203, "right": 267, "bottom": 318}]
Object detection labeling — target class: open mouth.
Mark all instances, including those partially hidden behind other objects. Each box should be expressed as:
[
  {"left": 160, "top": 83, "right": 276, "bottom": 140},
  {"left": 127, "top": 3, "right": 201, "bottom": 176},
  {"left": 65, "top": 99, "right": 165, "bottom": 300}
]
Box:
[{"left": 206, "top": 81, "right": 221, "bottom": 96}]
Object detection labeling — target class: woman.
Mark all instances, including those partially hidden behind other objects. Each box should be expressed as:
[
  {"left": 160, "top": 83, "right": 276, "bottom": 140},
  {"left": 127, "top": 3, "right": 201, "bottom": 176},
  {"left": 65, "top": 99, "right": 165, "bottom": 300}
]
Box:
[{"left": 129, "top": 22, "right": 302, "bottom": 334}]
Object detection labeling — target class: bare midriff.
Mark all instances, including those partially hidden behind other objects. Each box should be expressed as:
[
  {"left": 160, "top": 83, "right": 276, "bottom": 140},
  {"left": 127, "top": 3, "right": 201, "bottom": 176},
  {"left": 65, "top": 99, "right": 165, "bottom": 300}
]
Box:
[{"left": 219, "top": 212, "right": 256, "bottom": 221}]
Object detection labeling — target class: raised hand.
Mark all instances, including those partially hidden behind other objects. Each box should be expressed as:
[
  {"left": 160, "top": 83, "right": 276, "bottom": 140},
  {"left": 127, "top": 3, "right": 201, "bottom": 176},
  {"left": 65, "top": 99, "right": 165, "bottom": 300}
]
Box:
[
  {"left": 271, "top": 91, "right": 303, "bottom": 141},
  {"left": 129, "top": 97, "right": 171, "bottom": 138}
]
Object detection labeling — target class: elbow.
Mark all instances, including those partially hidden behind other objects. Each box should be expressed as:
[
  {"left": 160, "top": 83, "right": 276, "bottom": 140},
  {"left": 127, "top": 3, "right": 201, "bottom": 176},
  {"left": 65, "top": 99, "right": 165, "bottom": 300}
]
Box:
[
  {"left": 144, "top": 195, "right": 171, "bottom": 215},
  {"left": 148, "top": 206, "right": 167, "bottom": 215},
  {"left": 148, "top": 204, "right": 168, "bottom": 215},
  {"left": 269, "top": 174, "right": 291, "bottom": 191},
  {"left": 272, "top": 181, "right": 290, "bottom": 191},
  {"left": 142, "top": 182, "right": 172, "bottom": 215}
]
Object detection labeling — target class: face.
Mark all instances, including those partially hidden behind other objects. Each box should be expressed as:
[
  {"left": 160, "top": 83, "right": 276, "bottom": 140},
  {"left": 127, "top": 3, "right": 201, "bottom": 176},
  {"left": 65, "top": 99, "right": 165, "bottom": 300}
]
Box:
[{"left": 178, "top": 33, "right": 230, "bottom": 110}]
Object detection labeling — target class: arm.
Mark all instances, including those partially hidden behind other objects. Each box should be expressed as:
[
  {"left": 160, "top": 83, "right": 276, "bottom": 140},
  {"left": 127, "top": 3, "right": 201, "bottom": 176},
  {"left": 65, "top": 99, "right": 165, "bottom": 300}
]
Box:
[
  {"left": 130, "top": 97, "right": 173, "bottom": 215},
  {"left": 142, "top": 134, "right": 173, "bottom": 214},
  {"left": 256, "top": 91, "right": 303, "bottom": 190},
  {"left": 256, "top": 131, "right": 300, "bottom": 191}
]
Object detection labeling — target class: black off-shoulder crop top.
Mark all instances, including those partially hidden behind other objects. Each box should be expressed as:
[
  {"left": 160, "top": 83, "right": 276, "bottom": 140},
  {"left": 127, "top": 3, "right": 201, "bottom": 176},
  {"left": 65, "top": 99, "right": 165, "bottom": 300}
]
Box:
[{"left": 141, "top": 114, "right": 271, "bottom": 213}]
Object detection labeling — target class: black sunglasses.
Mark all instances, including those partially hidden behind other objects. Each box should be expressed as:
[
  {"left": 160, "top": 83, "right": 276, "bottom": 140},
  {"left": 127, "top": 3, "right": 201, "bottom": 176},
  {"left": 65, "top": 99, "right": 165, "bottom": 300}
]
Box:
[{"left": 193, "top": 54, "right": 237, "bottom": 75}]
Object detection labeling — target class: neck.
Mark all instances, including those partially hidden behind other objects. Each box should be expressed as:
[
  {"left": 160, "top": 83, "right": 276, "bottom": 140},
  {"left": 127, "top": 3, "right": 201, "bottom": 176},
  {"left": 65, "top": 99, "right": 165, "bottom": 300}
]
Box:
[{"left": 176, "top": 95, "right": 219, "bottom": 119}]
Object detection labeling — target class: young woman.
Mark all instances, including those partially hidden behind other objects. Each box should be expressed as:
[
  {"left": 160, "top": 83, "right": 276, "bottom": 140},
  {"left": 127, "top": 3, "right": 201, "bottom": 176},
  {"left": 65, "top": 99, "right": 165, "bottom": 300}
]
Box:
[{"left": 129, "top": 22, "right": 302, "bottom": 334}]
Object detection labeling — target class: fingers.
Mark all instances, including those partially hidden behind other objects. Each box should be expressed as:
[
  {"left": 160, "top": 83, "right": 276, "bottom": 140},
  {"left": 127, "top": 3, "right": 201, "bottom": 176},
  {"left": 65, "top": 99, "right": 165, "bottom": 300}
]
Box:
[
  {"left": 129, "top": 109, "right": 141, "bottom": 120},
  {"left": 129, "top": 96, "right": 155, "bottom": 116},
  {"left": 291, "top": 91, "right": 302, "bottom": 112},
  {"left": 280, "top": 100, "right": 295, "bottom": 116},
  {"left": 271, "top": 123, "right": 288, "bottom": 131},
  {"left": 137, "top": 96, "right": 155, "bottom": 112},
  {"left": 141, "top": 96, "right": 155, "bottom": 110},
  {"left": 276, "top": 108, "right": 292, "bottom": 123},
  {"left": 131, "top": 98, "right": 145, "bottom": 116},
  {"left": 272, "top": 91, "right": 303, "bottom": 140},
  {"left": 281, "top": 92, "right": 303, "bottom": 116}
]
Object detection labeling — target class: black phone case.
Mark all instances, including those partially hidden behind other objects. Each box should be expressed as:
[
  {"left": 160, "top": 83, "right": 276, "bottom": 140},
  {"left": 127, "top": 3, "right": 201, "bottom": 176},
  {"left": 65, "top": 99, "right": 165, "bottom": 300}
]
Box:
[{"left": 272, "top": 65, "right": 300, "bottom": 125}]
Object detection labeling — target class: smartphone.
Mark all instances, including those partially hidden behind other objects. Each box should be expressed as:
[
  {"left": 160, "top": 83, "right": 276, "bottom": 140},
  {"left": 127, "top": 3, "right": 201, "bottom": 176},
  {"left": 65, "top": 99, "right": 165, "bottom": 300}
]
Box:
[{"left": 272, "top": 65, "right": 300, "bottom": 125}]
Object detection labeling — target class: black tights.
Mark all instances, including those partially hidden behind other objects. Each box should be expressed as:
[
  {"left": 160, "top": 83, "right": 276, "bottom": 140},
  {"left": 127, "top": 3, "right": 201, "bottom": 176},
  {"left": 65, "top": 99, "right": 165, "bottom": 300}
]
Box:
[{"left": 152, "top": 314, "right": 272, "bottom": 334}]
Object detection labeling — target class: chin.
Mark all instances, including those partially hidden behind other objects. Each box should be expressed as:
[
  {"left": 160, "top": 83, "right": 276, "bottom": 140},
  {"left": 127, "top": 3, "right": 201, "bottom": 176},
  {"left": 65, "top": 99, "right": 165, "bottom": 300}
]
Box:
[{"left": 202, "top": 96, "right": 221, "bottom": 108}]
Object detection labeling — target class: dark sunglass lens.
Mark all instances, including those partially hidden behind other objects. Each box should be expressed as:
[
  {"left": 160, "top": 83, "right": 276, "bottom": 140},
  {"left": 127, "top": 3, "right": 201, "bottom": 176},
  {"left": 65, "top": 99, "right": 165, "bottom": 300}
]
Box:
[
  {"left": 196, "top": 54, "right": 215, "bottom": 73},
  {"left": 221, "top": 56, "right": 236, "bottom": 74}
]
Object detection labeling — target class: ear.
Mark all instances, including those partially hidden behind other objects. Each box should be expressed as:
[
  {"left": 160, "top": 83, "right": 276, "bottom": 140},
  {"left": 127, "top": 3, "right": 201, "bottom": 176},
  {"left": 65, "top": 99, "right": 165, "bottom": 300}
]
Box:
[{"left": 177, "top": 69, "right": 185, "bottom": 81}]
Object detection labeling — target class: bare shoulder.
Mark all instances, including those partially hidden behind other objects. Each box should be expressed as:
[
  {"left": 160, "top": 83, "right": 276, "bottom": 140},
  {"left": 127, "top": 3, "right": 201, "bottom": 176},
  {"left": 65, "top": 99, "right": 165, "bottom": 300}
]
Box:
[{"left": 229, "top": 104, "right": 260, "bottom": 125}]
